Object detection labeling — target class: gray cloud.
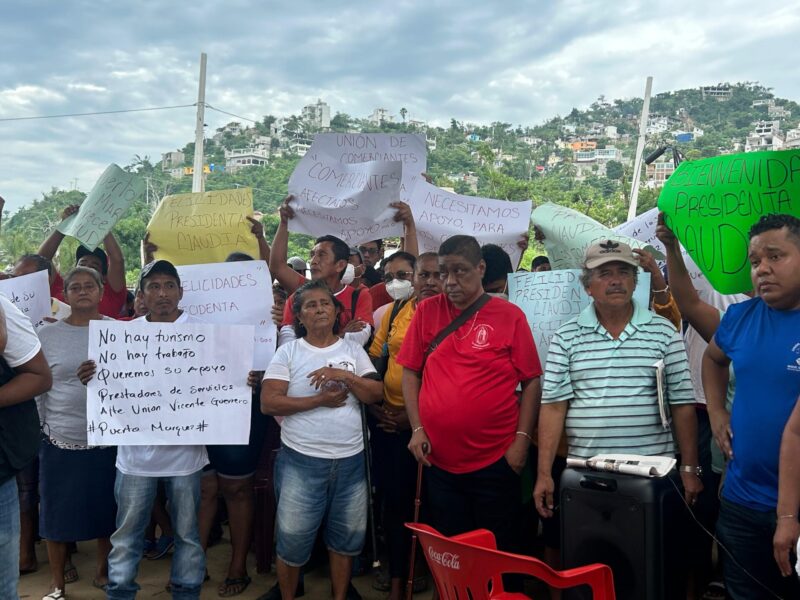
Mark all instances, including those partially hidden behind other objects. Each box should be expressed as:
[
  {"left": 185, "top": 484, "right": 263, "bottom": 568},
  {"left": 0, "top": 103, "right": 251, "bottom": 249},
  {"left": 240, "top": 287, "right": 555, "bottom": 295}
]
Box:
[{"left": 1, "top": 0, "right": 798, "bottom": 212}]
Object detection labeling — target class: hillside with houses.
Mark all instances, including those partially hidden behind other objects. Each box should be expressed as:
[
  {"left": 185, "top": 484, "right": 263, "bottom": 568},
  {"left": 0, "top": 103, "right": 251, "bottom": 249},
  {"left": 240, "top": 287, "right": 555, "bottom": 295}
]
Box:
[{"left": 3, "top": 81, "right": 798, "bottom": 280}]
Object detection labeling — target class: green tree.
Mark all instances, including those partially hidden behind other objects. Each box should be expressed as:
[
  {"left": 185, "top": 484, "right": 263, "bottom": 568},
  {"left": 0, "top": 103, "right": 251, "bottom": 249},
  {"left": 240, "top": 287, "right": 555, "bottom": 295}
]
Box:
[{"left": 605, "top": 160, "right": 624, "bottom": 180}]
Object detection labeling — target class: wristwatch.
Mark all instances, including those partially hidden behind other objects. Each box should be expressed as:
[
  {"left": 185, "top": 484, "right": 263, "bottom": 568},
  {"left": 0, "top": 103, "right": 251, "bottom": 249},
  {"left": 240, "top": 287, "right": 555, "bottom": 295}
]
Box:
[{"left": 678, "top": 465, "right": 703, "bottom": 477}]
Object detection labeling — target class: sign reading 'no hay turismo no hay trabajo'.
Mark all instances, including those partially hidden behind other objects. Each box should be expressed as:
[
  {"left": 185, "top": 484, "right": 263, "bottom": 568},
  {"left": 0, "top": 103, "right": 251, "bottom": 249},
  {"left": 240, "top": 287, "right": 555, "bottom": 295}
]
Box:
[{"left": 658, "top": 149, "right": 800, "bottom": 294}]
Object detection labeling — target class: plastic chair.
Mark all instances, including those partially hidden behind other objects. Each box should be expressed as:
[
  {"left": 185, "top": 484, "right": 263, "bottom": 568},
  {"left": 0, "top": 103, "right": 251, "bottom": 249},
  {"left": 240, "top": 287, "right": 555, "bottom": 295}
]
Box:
[{"left": 406, "top": 522, "right": 615, "bottom": 599}]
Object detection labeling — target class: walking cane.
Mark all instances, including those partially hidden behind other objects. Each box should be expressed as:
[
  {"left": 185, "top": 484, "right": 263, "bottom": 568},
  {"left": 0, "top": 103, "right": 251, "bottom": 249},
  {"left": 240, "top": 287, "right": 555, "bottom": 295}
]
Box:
[
  {"left": 360, "top": 403, "right": 381, "bottom": 569},
  {"left": 405, "top": 442, "right": 428, "bottom": 600}
]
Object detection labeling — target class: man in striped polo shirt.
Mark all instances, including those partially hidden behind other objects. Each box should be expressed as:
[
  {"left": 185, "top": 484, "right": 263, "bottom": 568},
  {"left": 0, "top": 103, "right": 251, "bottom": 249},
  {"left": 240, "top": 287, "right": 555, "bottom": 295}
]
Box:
[{"left": 533, "top": 239, "right": 703, "bottom": 518}]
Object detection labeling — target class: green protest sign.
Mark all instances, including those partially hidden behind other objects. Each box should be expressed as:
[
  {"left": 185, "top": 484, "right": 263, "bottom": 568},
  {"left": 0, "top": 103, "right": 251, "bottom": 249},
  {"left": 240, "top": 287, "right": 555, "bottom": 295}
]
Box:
[
  {"left": 658, "top": 150, "right": 800, "bottom": 294},
  {"left": 58, "top": 164, "right": 144, "bottom": 250},
  {"left": 531, "top": 202, "right": 663, "bottom": 269}
]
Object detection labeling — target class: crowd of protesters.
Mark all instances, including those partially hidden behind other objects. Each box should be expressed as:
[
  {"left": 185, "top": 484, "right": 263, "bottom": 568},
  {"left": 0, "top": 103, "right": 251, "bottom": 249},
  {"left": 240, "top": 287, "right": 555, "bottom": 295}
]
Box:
[{"left": 0, "top": 195, "right": 798, "bottom": 600}]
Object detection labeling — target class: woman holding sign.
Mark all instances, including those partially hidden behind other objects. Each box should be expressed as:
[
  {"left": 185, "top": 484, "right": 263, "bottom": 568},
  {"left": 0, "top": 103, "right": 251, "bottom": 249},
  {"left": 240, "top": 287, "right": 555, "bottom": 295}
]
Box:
[
  {"left": 37, "top": 266, "right": 118, "bottom": 599},
  {"left": 261, "top": 280, "right": 383, "bottom": 600}
]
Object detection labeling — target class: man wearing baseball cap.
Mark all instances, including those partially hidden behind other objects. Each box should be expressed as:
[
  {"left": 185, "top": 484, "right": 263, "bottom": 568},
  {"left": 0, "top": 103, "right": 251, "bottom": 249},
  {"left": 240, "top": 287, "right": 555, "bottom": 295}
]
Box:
[
  {"left": 534, "top": 239, "right": 701, "bottom": 517},
  {"left": 79, "top": 259, "right": 209, "bottom": 599}
]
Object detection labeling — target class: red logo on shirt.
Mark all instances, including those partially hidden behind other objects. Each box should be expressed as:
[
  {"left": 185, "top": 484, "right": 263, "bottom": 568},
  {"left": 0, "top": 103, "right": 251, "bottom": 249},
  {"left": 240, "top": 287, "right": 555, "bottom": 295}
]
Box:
[{"left": 472, "top": 324, "right": 494, "bottom": 349}]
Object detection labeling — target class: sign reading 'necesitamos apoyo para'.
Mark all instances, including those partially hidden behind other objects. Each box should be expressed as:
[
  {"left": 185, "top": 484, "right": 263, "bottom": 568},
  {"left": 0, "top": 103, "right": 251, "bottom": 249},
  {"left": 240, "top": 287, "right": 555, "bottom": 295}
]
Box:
[{"left": 86, "top": 321, "right": 254, "bottom": 446}]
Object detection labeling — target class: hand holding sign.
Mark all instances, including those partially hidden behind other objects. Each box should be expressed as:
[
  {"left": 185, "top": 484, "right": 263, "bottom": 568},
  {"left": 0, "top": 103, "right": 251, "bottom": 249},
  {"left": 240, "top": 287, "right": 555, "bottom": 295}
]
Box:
[
  {"left": 657, "top": 149, "right": 800, "bottom": 294},
  {"left": 147, "top": 188, "right": 260, "bottom": 266},
  {"left": 533, "top": 202, "right": 663, "bottom": 269},
  {"left": 407, "top": 180, "right": 531, "bottom": 267},
  {"left": 58, "top": 164, "right": 144, "bottom": 250},
  {"left": 287, "top": 152, "right": 404, "bottom": 244}
]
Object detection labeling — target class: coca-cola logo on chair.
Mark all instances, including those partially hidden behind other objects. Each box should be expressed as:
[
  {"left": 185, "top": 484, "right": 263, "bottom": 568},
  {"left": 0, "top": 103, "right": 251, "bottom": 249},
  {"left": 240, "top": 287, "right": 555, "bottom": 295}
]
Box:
[{"left": 428, "top": 546, "right": 461, "bottom": 570}]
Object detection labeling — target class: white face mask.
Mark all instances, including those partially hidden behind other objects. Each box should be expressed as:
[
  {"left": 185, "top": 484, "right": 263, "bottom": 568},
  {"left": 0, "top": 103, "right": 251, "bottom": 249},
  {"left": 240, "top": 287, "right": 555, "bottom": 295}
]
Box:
[
  {"left": 341, "top": 263, "right": 355, "bottom": 285},
  {"left": 386, "top": 278, "right": 414, "bottom": 301}
]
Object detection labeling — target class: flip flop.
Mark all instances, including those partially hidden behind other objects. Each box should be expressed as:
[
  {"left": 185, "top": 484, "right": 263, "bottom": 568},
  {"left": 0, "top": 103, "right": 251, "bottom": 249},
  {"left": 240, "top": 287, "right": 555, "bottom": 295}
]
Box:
[
  {"left": 63, "top": 563, "right": 78, "bottom": 584},
  {"left": 218, "top": 576, "right": 252, "bottom": 597},
  {"left": 92, "top": 578, "right": 108, "bottom": 591}
]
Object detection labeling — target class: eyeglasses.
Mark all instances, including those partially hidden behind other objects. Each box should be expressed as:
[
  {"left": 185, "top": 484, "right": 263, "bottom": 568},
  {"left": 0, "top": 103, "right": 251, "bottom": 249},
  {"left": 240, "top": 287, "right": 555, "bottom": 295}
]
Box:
[
  {"left": 358, "top": 246, "right": 380, "bottom": 256},
  {"left": 384, "top": 271, "right": 413, "bottom": 283}
]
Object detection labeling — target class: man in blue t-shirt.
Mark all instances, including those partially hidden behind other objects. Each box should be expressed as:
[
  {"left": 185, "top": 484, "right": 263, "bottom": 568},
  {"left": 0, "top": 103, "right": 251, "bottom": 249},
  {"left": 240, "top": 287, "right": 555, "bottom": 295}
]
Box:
[{"left": 703, "top": 213, "right": 800, "bottom": 599}]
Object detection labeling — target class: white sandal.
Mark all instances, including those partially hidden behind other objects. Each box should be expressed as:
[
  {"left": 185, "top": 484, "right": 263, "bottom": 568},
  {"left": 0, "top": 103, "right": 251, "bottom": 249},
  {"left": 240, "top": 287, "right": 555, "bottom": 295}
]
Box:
[{"left": 42, "top": 589, "right": 65, "bottom": 600}]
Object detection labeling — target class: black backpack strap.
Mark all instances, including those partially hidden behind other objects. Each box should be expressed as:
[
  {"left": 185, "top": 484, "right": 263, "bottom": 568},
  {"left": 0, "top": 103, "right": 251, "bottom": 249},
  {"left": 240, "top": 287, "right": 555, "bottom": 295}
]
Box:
[{"left": 422, "top": 294, "right": 491, "bottom": 369}]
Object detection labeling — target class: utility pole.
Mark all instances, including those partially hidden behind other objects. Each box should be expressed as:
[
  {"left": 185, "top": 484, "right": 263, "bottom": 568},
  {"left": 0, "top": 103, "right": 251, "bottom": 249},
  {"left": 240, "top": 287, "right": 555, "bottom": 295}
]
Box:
[
  {"left": 628, "top": 76, "right": 653, "bottom": 221},
  {"left": 192, "top": 53, "right": 207, "bottom": 193}
]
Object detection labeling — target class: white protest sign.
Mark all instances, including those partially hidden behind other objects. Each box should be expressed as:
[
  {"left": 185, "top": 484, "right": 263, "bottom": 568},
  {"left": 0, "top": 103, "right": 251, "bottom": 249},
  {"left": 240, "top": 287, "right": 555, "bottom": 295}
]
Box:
[
  {"left": 177, "top": 260, "right": 276, "bottom": 369},
  {"left": 309, "top": 133, "right": 427, "bottom": 203},
  {"left": 0, "top": 270, "right": 51, "bottom": 330},
  {"left": 532, "top": 202, "right": 664, "bottom": 269},
  {"left": 509, "top": 270, "right": 651, "bottom": 363},
  {"left": 86, "top": 321, "right": 254, "bottom": 446},
  {"left": 408, "top": 180, "right": 532, "bottom": 267},
  {"left": 287, "top": 151, "right": 404, "bottom": 244},
  {"left": 613, "top": 207, "right": 716, "bottom": 294}
]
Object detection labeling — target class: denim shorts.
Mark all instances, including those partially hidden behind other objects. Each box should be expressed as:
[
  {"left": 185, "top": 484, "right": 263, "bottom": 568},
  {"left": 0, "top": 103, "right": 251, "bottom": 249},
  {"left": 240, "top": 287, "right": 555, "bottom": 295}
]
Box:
[{"left": 274, "top": 445, "right": 367, "bottom": 567}]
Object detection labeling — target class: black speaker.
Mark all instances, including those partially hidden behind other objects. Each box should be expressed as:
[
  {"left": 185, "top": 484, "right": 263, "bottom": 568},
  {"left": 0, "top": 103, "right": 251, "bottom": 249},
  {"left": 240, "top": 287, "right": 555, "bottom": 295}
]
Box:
[{"left": 560, "top": 468, "right": 687, "bottom": 600}]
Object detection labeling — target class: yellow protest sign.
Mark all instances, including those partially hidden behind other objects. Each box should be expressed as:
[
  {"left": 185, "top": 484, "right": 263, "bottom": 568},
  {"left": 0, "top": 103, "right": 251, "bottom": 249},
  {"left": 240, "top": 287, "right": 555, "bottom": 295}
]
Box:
[{"left": 147, "top": 188, "right": 259, "bottom": 265}]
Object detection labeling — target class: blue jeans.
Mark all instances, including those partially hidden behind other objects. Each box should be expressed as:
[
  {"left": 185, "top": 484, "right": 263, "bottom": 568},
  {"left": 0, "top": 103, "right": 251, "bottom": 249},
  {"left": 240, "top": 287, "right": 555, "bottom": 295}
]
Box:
[
  {"left": 106, "top": 470, "right": 205, "bottom": 600},
  {"left": 717, "top": 497, "right": 800, "bottom": 600},
  {"left": 0, "top": 477, "right": 20, "bottom": 600},
  {"left": 274, "top": 445, "right": 367, "bottom": 567}
]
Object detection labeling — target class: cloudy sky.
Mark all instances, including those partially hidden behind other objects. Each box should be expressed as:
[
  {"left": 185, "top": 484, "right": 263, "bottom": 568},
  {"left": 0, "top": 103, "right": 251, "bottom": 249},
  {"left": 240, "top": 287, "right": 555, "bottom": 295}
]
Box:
[{"left": 2, "top": 0, "right": 798, "bottom": 214}]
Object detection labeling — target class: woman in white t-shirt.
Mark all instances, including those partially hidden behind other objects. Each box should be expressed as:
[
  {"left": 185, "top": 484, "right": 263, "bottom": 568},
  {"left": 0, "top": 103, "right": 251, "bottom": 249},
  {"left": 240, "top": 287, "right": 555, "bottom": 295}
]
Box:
[{"left": 262, "top": 279, "right": 382, "bottom": 600}]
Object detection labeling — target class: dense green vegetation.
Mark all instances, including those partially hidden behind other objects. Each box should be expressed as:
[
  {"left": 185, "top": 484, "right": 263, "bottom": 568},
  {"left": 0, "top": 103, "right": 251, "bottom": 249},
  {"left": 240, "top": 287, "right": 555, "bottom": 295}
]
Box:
[{"left": 2, "top": 82, "right": 794, "bottom": 281}]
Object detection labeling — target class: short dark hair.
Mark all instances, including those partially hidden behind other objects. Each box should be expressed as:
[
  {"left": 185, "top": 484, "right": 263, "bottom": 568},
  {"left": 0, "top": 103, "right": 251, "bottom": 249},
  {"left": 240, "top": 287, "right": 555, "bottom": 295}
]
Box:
[
  {"left": 291, "top": 280, "right": 342, "bottom": 338},
  {"left": 749, "top": 213, "right": 800, "bottom": 248},
  {"left": 384, "top": 251, "right": 416, "bottom": 270},
  {"left": 16, "top": 254, "right": 53, "bottom": 277},
  {"left": 438, "top": 235, "right": 482, "bottom": 266},
  {"left": 531, "top": 256, "right": 551, "bottom": 270},
  {"left": 481, "top": 244, "right": 512, "bottom": 286},
  {"left": 226, "top": 251, "right": 254, "bottom": 262},
  {"left": 315, "top": 235, "right": 350, "bottom": 280}
]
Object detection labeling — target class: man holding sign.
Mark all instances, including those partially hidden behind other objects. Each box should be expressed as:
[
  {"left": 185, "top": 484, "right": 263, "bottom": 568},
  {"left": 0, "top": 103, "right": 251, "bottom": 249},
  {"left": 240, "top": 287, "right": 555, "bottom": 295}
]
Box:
[
  {"left": 269, "top": 196, "right": 375, "bottom": 348},
  {"left": 80, "top": 260, "right": 208, "bottom": 600}
]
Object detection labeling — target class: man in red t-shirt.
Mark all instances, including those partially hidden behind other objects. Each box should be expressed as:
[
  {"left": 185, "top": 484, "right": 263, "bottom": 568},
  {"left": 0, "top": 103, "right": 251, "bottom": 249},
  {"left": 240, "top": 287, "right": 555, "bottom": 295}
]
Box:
[
  {"left": 269, "top": 196, "right": 373, "bottom": 348},
  {"left": 396, "top": 234, "right": 542, "bottom": 554},
  {"left": 37, "top": 204, "right": 128, "bottom": 318}
]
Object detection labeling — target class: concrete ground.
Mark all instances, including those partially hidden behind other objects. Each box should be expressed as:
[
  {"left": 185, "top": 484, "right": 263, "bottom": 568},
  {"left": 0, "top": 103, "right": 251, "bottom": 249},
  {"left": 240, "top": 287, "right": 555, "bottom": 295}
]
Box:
[{"left": 18, "top": 533, "right": 436, "bottom": 600}]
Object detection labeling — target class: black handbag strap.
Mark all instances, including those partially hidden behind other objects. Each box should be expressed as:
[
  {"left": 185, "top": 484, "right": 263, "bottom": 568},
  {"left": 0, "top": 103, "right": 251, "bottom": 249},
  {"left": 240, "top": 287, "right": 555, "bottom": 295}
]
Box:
[
  {"left": 383, "top": 299, "right": 408, "bottom": 351},
  {"left": 422, "top": 294, "right": 491, "bottom": 368}
]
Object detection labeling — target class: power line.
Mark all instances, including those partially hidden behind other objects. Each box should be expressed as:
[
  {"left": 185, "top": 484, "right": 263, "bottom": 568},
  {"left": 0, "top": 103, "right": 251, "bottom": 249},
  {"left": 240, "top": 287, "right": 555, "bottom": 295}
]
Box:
[
  {"left": 205, "top": 104, "right": 261, "bottom": 124},
  {"left": 0, "top": 103, "right": 197, "bottom": 122}
]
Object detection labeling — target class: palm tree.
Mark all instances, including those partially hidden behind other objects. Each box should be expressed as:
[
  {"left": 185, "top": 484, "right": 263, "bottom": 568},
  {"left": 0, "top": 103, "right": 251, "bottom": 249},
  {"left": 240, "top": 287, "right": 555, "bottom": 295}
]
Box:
[{"left": 400, "top": 107, "right": 408, "bottom": 122}]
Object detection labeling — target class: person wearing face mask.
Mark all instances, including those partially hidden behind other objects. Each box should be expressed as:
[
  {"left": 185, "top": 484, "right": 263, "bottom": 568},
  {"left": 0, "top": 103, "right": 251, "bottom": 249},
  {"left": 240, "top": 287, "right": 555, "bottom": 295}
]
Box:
[
  {"left": 367, "top": 252, "right": 442, "bottom": 600},
  {"left": 345, "top": 248, "right": 368, "bottom": 291},
  {"left": 481, "top": 244, "right": 513, "bottom": 300}
]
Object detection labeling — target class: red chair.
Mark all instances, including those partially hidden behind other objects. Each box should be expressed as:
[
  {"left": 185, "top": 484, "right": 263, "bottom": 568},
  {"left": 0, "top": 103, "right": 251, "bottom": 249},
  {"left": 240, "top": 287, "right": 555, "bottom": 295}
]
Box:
[{"left": 406, "top": 522, "right": 615, "bottom": 599}]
